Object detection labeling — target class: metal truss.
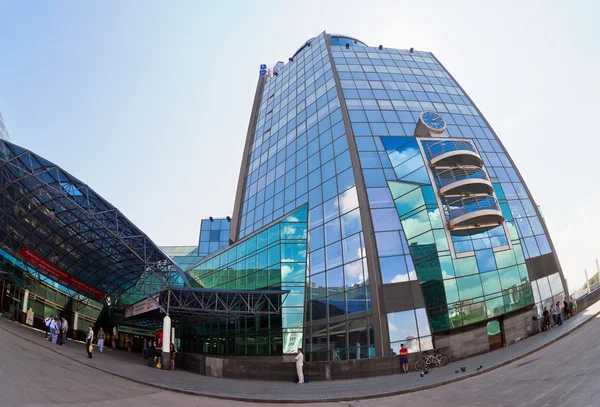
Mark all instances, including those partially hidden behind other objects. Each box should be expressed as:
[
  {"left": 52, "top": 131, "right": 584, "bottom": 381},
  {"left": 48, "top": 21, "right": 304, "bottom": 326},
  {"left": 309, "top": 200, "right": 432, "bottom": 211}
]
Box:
[
  {"left": 147, "top": 287, "right": 290, "bottom": 323},
  {"left": 0, "top": 140, "right": 188, "bottom": 302}
]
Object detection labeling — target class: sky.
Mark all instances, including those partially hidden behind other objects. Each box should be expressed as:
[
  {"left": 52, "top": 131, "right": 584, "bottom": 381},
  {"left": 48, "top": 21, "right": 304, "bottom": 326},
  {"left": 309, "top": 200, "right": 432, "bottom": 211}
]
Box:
[{"left": 0, "top": 0, "right": 598, "bottom": 291}]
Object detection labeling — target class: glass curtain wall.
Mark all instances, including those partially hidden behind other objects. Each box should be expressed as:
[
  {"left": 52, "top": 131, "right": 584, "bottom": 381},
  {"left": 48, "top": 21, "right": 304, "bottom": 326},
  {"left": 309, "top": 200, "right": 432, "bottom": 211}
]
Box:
[
  {"left": 237, "top": 33, "right": 373, "bottom": 360},
  {"left": 181, "top": 206, "right": 307, "bottom": 355}
]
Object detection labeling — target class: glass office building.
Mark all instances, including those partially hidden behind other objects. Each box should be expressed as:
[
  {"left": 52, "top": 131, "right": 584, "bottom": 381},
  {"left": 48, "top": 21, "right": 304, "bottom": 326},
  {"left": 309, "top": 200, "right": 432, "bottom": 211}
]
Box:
[{"left": 226, "top": 32, "right": 567, "bottom": 360}]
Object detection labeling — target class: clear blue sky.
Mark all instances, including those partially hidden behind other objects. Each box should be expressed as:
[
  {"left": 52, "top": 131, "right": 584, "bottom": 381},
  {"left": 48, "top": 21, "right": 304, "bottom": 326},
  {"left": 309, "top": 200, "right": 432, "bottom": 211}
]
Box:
[{"left": 1, "top": 1, "right": 598, "bottom": 290}]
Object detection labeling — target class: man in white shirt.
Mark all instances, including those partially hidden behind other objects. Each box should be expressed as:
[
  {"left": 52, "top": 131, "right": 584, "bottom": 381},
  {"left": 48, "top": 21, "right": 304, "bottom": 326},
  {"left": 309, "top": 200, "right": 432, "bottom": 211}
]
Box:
[
  {"left": 294, "top": 348, "right": 304, "bottom": 384},
  {"left": 44, "top": 316, "right": 53, "bottom": 339},
  {"left": 86, "top": 326, "right": 94, "bottom": 359},
  {"left": 60, "top": 317, "right": 68, "bottom": 345}
]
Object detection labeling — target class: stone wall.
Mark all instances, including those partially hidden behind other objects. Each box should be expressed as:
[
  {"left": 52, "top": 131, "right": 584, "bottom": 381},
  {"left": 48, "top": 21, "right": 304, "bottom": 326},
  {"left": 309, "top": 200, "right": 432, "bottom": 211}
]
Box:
[
  {"left": 433, "top": 325, "right": 489, "bottom": 360},
  {"left": 503, "top": 307, "right": 539, "bottom": 345}
]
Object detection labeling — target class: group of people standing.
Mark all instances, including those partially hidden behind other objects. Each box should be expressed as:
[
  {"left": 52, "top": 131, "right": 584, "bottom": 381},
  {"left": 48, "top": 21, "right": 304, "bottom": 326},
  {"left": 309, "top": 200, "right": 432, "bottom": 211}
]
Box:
[
  {"left": 542, "top": 296, "right": 577, "bottom": 331},
  {"left": 85, "top": 326, "right": 117, "bottom": 358},
  {"left": 44, "top": 316, "right": 68, "bottom": 345},
  {"left": 142, "top": 338, "right": 177, "bottom": 370}
]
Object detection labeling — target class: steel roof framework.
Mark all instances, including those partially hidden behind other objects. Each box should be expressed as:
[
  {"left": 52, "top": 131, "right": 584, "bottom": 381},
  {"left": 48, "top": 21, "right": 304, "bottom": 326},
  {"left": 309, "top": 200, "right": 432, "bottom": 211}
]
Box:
[{"left": 0, "top": 140, "right": 188, "bottom": 303}]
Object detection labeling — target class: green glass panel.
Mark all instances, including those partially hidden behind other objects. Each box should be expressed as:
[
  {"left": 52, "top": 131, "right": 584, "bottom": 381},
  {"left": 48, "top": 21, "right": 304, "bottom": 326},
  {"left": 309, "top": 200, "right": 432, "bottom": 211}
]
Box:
[
  {"left": 403, "top": 210, "right": 431, "bottom": 239},
  {"left": 268, "top": 246, "right": 280, "bottom": 266},
  {"left": 456, "top": 274, "right": 483, "bottom": 300},
  {"left": 388, "top": 181, "right": 420, "bottom": 200},
  {"left": 499, "top": 266, "right": 521, "bottom": 290},
  {"left": 440, "top": 255, "right": 455, "bottom": 279},
  {"left": 513, "top": 244, "right": 525, "bottom": 264},
  {"left": 407, "top": 231, "right": 435, "bottom": 252},
  {"left": 495, "top": 249, "right": 517, "bottom": 270},
  {"left": 480, "top": 271, "right": 502, "bottom": 295},
  {"left": 281, "top": 243, "right": 307, "bottom": 263},
  {"left": 506, "top": 221, "right": 519, "bottom": 240},
  {"left": 228, "top": 245, "right": 238, "bottom": 265},
  {"left": 281, "top": 223, "right": 308, "bottom": 240},
  {"left": 448, "top": 307, "right": 463, "bottom": 328},
  {"left": 523, "top": 284, "right": 534, "bottom": 304},
  {"left": 246, "top": 272, "right": 256, "bottom": 290},
  {"left": 268, "top": 268, "right": 281, "bottom": 287},
  {"left": 247, "top": 235, "right": 257, "bottom": 254},
  {"left": 518, "top": 264, "right": 530, "bottom": 282},
  {"left": 485, "top": 297, "right": 505, "bottom": 318},
  {"left": 238, "top": 241, "right": 247, "bottom": 258},
  {"left": 245, "top": 256, "right": 256, "bottom": 274},
  {"left": 268, "top": 224, "right": 280, "bottom": 244},
  {"left": 421, "top": 280, "right": 447, "bottom": 308},
  {"left": 395, "top": 189, "right": 426, "bottom": 217},
  {"left": 433, "top": 229, "right": 449, "bottom": 252},
  {"left": 428, "top": 207, "right": 443, "bottom": 229},
  {"left": 422, "top": 186, "right": 437, "bottom": 205},
  {"left": 492, "top": 183, "right": 506, "bottom": 200},
  {"left": 453, "top": 256, "right": 478, "bottom": 277},
  {"left": 444, "top": 278, "right": 459, "bottom": 303},
  {"left": 415, "top": 256, "right": 442, "bottom": 283},
  {"left": 255, "top": 270, "right": 268, "bottom": 288},
  {"left": 429, "top": 311, "right": 450, "bottom": 332},
  {"left": 257, "top": 230, "right": 268, "bottom": 249},
  {"left": 257, "top": 250, "right": 268, "bottom": 269},
  {"left": 284, "top": 205, "right": 308, "bottom": 222},
  {"left": 461, "top": 299, "right": 486, "bottom": 325},
  {"left": 500, "top": 203, "right": 513, "bottom": 221},
  {"left": 235, "top": 276, "right": 246, "bottom": 289}
]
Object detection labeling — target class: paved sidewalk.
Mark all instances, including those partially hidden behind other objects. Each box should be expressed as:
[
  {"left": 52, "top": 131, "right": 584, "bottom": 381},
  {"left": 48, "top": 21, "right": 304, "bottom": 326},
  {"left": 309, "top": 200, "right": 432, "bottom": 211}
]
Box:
[{"left": 1, "top": 301, "right": 599, "bottom": 403}]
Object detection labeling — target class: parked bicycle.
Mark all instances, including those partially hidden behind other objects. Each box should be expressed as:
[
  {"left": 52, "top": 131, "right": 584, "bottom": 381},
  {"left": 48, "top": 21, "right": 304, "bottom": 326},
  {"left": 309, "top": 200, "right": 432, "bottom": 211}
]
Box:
[{"left": 413, "top": 349, "right": 450, "bottom": 371}]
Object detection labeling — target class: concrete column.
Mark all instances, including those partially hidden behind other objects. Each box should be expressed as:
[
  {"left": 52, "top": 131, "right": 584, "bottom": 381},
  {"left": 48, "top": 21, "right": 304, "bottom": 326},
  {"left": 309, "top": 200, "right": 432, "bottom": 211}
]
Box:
[
  {"left": 171, "top": 327, "right": 175, "bottom": 346},
  {"left": 161, "top": 316, "right": 172, "bottom": 370},
  {"left": 74, "top": 312, "right": 79, "bottom": 331},
  {"left": 21, "top": 289, "right": 29, "bottom": 313}
]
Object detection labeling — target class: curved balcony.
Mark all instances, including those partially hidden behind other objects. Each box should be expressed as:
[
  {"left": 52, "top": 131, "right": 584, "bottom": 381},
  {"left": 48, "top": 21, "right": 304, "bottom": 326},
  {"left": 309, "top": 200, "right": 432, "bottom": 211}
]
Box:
[
  {"left": 434, "top": 167, "right": 493, "bottom": 196},
  {"left": 443, "top": 196, "right": 504, "bottom": 230},
  {"left": 425, "top": 140, "right": 483, "bottom": 167}
]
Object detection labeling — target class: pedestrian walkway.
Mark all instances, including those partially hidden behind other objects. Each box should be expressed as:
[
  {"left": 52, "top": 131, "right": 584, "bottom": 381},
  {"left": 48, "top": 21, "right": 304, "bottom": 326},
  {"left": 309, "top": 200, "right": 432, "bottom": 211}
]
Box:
[{"left": 1, "top": 301, "right": 599, "bottom": 403}]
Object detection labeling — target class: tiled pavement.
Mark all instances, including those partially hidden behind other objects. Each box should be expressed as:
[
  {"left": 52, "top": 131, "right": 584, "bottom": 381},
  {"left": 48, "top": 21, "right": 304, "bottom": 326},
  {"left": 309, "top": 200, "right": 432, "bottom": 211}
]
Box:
[{"left": 1, "top": 301, "right": 599, "bottom": 403}]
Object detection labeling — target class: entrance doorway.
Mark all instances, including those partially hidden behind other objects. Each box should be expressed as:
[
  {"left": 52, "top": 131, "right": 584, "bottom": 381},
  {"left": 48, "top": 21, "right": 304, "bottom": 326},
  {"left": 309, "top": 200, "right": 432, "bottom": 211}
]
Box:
[{"left": 487, "top": 320, "right": 503, "bottom": 351}]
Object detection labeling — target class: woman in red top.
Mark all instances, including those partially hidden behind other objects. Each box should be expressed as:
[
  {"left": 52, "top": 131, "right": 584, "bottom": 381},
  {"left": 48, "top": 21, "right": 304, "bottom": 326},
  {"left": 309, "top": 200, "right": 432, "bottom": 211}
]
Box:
[{"left": 399, "top": 343, "right": 409, "bottom": 373}]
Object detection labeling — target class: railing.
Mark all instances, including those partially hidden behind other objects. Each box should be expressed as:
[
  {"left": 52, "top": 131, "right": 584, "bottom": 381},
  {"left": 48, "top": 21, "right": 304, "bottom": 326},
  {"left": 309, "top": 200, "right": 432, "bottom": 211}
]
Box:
[
  {"left": 443, "top": 196, "right": 500, "bottom": 222},
  {"left": 424, "top": 140, "right": 476, "bottom": 161},
  {"left": 434, "top": 167, "right": 488, "bottom": 189}
]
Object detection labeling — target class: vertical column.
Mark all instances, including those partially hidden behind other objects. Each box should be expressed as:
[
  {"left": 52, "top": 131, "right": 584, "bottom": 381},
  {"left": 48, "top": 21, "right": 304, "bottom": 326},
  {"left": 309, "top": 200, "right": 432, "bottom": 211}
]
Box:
[
  {"left": 324, "top": 34, "right": 389, "bottom": 357},
  {"left": 74, "top": 311, "right": 79, "bottom": 332},
  {"left": 21, "top": 289, "right": 29, "bottom": 313},
  {"left": 161, "top": 315, "right": 172, "bottom": 370}
]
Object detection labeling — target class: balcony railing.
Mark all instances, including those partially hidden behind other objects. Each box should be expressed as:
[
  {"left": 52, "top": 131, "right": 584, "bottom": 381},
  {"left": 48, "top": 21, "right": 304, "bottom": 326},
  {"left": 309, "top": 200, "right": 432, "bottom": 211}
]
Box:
[
  {"left": 443, "top": 196, "right": 501, "bottom": 222},
  {"left": 424, "top": 140, "right": 476, "bottom": 161},
  {"left": 434, "top": 167, "right": 488, "bottom": 189}
]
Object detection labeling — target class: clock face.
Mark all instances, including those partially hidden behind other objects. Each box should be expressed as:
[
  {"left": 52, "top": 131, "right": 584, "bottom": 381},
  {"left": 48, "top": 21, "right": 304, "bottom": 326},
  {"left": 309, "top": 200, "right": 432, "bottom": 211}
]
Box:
[{"left": 421, "top": 111, "right": 446, "bottom": 132}]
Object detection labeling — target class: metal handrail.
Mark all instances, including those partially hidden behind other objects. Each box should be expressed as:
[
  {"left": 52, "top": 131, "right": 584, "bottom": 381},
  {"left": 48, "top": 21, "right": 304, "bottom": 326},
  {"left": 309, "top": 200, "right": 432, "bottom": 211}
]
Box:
[
  {"left": 425, "top": 140, "right": 476, "bottom": 161},
  {"left": 443, "top": 196, "right": 500, "bottom": 222},
  {"left": 434, "top": 167, "right": 488, "bottom": 189}
]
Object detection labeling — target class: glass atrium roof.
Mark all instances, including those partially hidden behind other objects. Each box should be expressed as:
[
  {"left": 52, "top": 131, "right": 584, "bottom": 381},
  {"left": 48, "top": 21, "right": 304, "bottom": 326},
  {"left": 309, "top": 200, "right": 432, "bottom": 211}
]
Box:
[{"left": 0, "top": 140, "right": 185, "bottom": 302}]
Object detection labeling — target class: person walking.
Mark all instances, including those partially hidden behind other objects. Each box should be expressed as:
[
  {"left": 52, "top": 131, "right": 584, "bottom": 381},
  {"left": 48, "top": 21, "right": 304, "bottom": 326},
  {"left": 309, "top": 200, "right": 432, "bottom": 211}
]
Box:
[
  {"left": 142, "top": 339, "right": 149, "bottom": 359},
  {"left": 294, "top": 348, "right": 304, "bottom": 384},
  {"left": 51, "top": 317, "right": 60, "bottom": 343},
  {"left": 111, "top": 333, "right": 116, "bottom": 350},
  {"left": 60, "top": 316, "right": 68, "bottom": 345},
  {"left": 97, "top": 328, "right": 106, "bottom": 353},
  {"left": 550, "top": 303, "right": 558, "bottom": 326},
  {"left": 86, "top": 325, "right": 94, "bottom": 359},
  {"left": 555, "top": 302, "right": 563, "bottom": 326},
  {"left": 542, "top": 307, "right": 552, "bottom": 331},
  {"left": 44, "top": 316, "right": 53, "bottom": 339},
  {"left": 399, "top": 343, "right": 409, "bottom": 373},
  {"left": 571, "top": 296, "right": 578, "bottom": 316},
  {"left": 127, "top": 338, "right": 133, "bottom": 353}
]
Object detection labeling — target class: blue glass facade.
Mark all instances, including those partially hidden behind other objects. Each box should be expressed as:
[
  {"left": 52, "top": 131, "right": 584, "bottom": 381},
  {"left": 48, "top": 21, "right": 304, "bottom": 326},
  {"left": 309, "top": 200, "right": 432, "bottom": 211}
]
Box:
[
  {"left": 229, "top": 32, "right": 566, "bottom": 359},
  {"left": 198, "top": 218, "right": 230, "bottom": 256}
]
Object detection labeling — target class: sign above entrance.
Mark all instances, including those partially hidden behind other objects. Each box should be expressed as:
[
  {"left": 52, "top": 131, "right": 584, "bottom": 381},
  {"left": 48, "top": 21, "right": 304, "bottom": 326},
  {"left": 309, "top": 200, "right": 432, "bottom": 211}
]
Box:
[
  {"left": 17, "top": 248, "right": 105, "bottom": 300},
  {"left": 124, "top": 297, "right": 158, "bottom": 318}
]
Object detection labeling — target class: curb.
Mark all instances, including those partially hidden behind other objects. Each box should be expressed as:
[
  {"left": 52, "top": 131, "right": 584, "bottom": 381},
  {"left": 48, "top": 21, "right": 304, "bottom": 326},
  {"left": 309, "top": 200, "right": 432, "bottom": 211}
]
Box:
[{"left": 1, "top": 309, "right": 599, "bottom": 404}]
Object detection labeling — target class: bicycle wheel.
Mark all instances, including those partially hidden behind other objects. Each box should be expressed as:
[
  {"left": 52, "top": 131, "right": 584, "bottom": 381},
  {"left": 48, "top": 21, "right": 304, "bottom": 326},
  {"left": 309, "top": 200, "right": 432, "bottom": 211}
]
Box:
[
  {"left": 437, "top": 354, "right": 450, "bottom": 366},
  {"left": 414, "top": 359, "right": 425, "bottom": 371}
]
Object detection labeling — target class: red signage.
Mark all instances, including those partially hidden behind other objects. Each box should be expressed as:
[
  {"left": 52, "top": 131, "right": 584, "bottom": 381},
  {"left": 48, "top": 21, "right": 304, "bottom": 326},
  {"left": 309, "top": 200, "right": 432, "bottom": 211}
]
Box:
[{"left": 18, "top": 247, "right": 105, "bottom": 300}]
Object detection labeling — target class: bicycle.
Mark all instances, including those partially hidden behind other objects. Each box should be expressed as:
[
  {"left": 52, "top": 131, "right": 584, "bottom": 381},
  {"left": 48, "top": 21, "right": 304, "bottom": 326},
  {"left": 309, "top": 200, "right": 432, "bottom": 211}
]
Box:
[{"left": 414, "top": 349, "right": 450, "bottom": 371}]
